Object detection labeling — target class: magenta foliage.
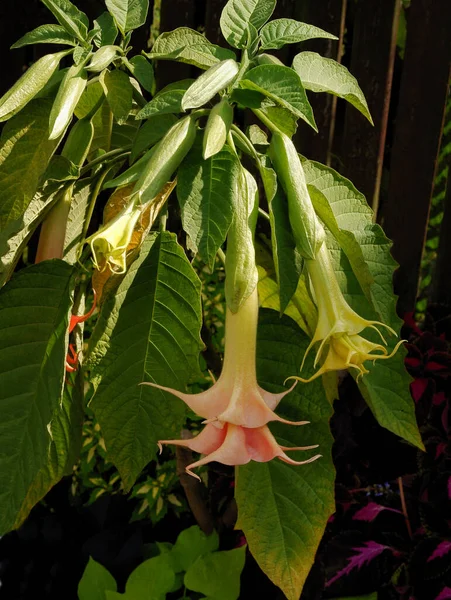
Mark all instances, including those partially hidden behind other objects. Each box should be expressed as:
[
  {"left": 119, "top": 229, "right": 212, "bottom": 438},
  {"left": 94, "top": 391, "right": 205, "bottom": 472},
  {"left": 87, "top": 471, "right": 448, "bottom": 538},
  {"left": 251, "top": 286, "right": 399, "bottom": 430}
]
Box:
[
  {"left": 427, "top": 541, "right": 451, "bottom": 563},
  {"left": 326, "top": 541, "right": 390, "bottom": 588},
  {"left": 436, "top": 587, "right": 451, "bottom": 600},
  {"left": 353, "top": 502, "right": 402, "bottom": 522}
]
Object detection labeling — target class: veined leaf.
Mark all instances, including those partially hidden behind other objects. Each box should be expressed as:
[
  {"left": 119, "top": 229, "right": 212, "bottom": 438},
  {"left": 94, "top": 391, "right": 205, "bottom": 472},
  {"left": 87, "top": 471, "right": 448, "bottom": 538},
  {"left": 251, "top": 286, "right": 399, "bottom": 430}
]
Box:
[
  {"left": 136, "top": 80, "right": 194, "bottom": 120},
  {"left": 177, "top": 137, "right": 240, "bottom": 269},
  {"left": 260, "top": 18, "right": 337, "bottom": 50},
  {"left": 49, "top": 63, "right": 88, "bottom": 140},
  {"left": 148, "top": 27, "right": 236, "bottom": 70},
  {"left": 0, "top": 99, "right": 60, "bottom": 229},
  {"left": 127, "top": 56, "right": 154, "bottom": 93},
  {"left": 11, "top": 24, "right": 77, "bottom": 49},
  {"left": 241, "top": 65, "right": 316, "bottom": 130},
  {"left": 220, "top": 0, "right": 276, "bottom": 49},
  {"left": 0, "top": 260, "right": 74, "bottom": 533},
  {"left": 258, "top": 103, "right": 298, "bottom": 137},
  {"left": 41, "top": 0, "right": 89, "bottom": 43},
  {"left": 101, "top": 69, "right": 134, "bottom": 124},
  {"left": 236, "top": 309, "right": 335, "bottom": 600},
  {"left": 93, "top": 12, "right": 118, "bottom": 48},
  {"left": 303, "top": 159, "right": 422, "bottom": 450},
  {"left": 293, "top": 52, "right": 373, "bottom": 124},
  {"left": 105, "top": 0, "right": 149, "bottom": 35},
  {"left": 88, "top": 232, "right": 203, "bottom": 490},
  {"left": 184, "top": 547, "right": 246, "bottom": 600}
]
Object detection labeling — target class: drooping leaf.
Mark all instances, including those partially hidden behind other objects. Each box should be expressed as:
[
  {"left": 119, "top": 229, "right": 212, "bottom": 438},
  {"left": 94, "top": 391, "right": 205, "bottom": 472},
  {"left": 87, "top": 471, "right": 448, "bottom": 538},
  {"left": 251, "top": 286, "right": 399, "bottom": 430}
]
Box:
[
  {"left": 184, "top": 547, "right": 246, "bottom": 600},
  {"left": 302, "top": 159, "right": 423, "bottom": 450},
  {"left": 136, "top": 80, "right": 194, "bottom": 120},
  {"left": 177, "top": 137, "right": 240, "bottom": 268},
  {"left": 125, "top": 554, "right": 175, "bottom": 600},
  {"left": 0, "top": 260, "right": 74, "bottom": 533},
  {"left": 127, "top": 55, "right": 154, "bottom": 93},
  {"left": 63, "top": 180, "right": 93, "bottom": 264},
  {"left": 88, "top": 232, "right": 203, "bottom": 490},
  {"left": 75, "top": 82, "right": 105, "bottom": 120},
  {"left": 236, "top": 309, "right": 335, "bottom": 600},
  {"left": 220, "top": 0, "right": 276, "bottom": 49},
  {"left": 147, "top": 27, "right": 236, "bottom": 70},
  {"left": 293, "top": 52, "right": 373, "bottom": 123},
  {"left": 78, "top": 557, "right": 117, "bottom": 600},
  {"left": 171, "top": 525, "right": 219, "bottom": 573},
  {"left": 240, "top": 65, "right": 316, "bottom": 130},
  {"left": 101, "top": 69, "right": 134, "bottom": 124},
  {"left": 93, "top": 12, "right": 118, "bottom": 47},
  {"left": 41, "top": 0, "right": 89, "bottom": 43},
  {"left": 0, "top": 99, "right": 60, "bottom": 229},
  {"left": 49, "top": 63, "right": 88, "bottom": 139},
  {"left": 130, "top": 114, "right": 178, "bottom": 163},
  {"left": 260, "top": 18, "right": 337, "bottom": 50},
  {"left": 11, "top": 24, "right": 77, "bottom": 48},
  {"left": 105, "top": 0, "right": 149, "bottom": 35}
]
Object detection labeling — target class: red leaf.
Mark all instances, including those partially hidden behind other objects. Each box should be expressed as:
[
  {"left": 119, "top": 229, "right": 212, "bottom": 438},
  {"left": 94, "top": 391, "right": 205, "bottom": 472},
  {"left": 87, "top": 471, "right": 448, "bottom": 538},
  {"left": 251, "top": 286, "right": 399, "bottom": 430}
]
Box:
[
  {"left": 353, "top": 502, "right": 402, "bottom": 522},
  {"left": 428, "top": 541, "right": 451, "bottom": 562},
  {"left": 411, "top": 378, "right": 429, "bottom": 402},
  {"left": 436, "top": 586, "right": 451, "bottom": 600},
  {"left": 326, "top": 541, "right": 390, "bottom": 588}
]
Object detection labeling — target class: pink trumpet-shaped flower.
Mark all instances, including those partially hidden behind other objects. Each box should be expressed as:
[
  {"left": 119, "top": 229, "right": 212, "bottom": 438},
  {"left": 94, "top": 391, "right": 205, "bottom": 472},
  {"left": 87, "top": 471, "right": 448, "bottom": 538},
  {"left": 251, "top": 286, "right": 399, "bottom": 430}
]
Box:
[
  {"left": 142, "top": 287, "right": 304, "bottom": 429},
  {"left": 158, "top": 422, "right": 321, "bottom": 480}
]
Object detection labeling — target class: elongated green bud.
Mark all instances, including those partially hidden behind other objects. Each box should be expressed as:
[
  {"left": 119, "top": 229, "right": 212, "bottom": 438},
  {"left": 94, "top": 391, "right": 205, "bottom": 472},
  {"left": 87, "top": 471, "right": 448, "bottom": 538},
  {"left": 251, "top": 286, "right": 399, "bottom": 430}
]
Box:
[
  {"left": 181, "top": 59, "right": 239, "bottom": 111},
  {"left": 49, "top": 62, "right": 88, "bottom": 140},
  {"left": 269, "top": 131, "right": 325, "bottom": 259},
  {"left": 134, "top": 115, "right": 197, "bottom": 205},
  {"left": 0, "top": 51, "right": 69, "bottom": 122},
  {"left": 203, "top": 98, "right": 233, "bottom": 159},
  {"left": 86, "top": 45, "right": 120, "bottom": 72},
  {"left": 225, "top": 167, "right": 259, "bottom": 313}
]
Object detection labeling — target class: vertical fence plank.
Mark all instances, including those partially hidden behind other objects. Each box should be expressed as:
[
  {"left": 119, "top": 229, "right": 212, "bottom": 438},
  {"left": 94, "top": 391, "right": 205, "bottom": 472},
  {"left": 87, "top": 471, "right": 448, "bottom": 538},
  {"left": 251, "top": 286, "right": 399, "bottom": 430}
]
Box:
[
  {"left": 339, "top": 0, "right": 401, "bottom": 212},
  {"left": 382, "top": 0, "right": 451, "bottom": 316},
  {"left": 204, "top": 0, "right": 228, "bottom": 46},
  {"left": 431, "top": 173, "right": 451, "bottom": 307},
  {"left": 295, "top": 0, "right": 347, "bottom": 165}
]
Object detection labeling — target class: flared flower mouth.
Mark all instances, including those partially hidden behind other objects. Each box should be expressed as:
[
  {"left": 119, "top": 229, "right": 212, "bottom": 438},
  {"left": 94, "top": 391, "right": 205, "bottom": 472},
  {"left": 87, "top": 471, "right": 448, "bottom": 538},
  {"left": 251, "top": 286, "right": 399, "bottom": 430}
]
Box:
[
  {"left": 158, "top": 422, "right": 321, "bottom": 480},
  {"left": 293, "top": 242, "right": 405, "bottom": 382},
  {"left": 86, "top": 195, "right": 142, "bottom": 273}
]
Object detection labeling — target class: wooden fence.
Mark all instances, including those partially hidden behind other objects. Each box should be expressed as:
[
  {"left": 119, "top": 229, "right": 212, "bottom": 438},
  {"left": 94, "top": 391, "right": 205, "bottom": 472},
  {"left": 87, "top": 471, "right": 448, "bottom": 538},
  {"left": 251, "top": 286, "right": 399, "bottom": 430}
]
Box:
[{"left": 1, "top": 0, "right": 451, "bottom": 316}]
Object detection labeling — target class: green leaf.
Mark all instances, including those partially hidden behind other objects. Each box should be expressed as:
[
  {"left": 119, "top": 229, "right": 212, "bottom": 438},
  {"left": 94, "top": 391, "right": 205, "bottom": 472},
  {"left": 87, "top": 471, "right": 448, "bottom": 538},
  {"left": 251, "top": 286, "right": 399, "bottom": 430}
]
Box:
[
  {"left": 101, "top": 69, "right": 133, "bottom": 124},
  {"left": 148, "top": 27, "right": 236, "bottom": 70},
  {"left": 105, "top": 0, "right": 149, "bottom": 35},
  {"left": 236, "top": 310, "right": 335, "bottom": 600},
  {"left": 78, "top": 557, "right": 117, "bottom": 600},
  {"left": 41, "top": 0, "right": 89, "bottom": 43},
  {"left": 171, "top": 525, "right": 219, "bottom": 573},
  {"left": 103, "top": 146, "right": 155, "bottom": 189},
  {"left": 241, "top": 65, "right": 316, "bottom": 130},
  {"left": 88, "top": 232, "right": 203, "bottom": 490},
  {"left": 184, "top": 547, "right": 246, "bottom": 600},
  {"left": 0, "top": 99, "right": 60, "bottom": 229},
  {"left": 258, "top": 104, "right": 298, "bottom": 137},
  {"left": 259, "top": 158, "right": 302, "bottom": 313},
  {"left": 293, "top": 52, "right": 373, "bottom": 124},
  {"left": 0, "top": 184, "right": 62, "bottom": 286},
  {"left": 135, "top": 80, "right": 194, "bottom": 120},
  {"left": 49, "top": 63, "right": 88, "bottom": 140},
  {"left": 75, "top": 82, "right": 105, "bottom": 120},
  {"left": 260, "top": 18, "right": 338, "bottom": 50},
  {"left": 11, "top": 24, "right": 77, "bottom": 48},
  {"left": 220, "top": 0, "right": 276, "bottom": 49},
  {"left": 130, "top": 114, "right": 177, "bottom": 163},
  {"left": 125, "top": 554, "right": 175, "bottom": 600},
  {"left": 127, "top": 56, "right": 154, "bottom": 93},
  {"left": 63, "top": 180, "right": 92, "bottom": 263},
  {"left": 0, "top": 260, "right": 74, "bottom": 533},
  {"left": 177, "top": 137, "right": 240, "bottom": 269},
  {"left": 93, "top": 12, "right": 118, "bottom": 48},
  {"left": 302, "top": 159, "right": 422, "bottom": 450}
]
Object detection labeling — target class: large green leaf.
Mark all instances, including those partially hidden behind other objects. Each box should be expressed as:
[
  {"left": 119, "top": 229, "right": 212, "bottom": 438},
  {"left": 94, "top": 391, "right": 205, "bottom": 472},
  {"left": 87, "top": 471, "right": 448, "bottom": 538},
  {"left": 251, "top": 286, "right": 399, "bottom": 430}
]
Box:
[
  {"left": 93, "top": 12, "right": 118, "bottom": 48},
  {"left": 177, "top": 137, "right": 240, "bottom": 269},
  {"left": 184, "top": 547, "right": 246, "bottom": 600},
  {"left": 170, "top": 526, "right": 219, "bottom": 573},
  {"left": 88, "top": 232, "right": 203, "bottom": 489},
  {"left": 105, "top": 0, "right": 149, "bottom": 35},
  {"left": 11, "top": 24, "right": 77, "bottom": 48},
  {"left": 220, "top": 0, "right": 276, "bottom": 49},
  {"left": 135, "top": 80, "right": 194, "bottom": 120},
  {"left": 293, "top": 52, "right": 373, "bottom": 124},
  {"left": 101, "top": 70, "right": 134, "bottom": 124},
  {"left": 148, "top": 28, "right": 236, "bottom": 70},
  {"left": 240, "top": 65, "right": 316, "bottom": 130},
  {"left": 125, "top": 554, "right": 175, "bottom": 600},
  {"left": 0, "top": 99, "right": 60, "bottom": 229},
  {"left": 302, "top": 159, "right": 423, "bottom": 450},
  {"left": 41, "top": 0, "right": 89, "bottom": 43},
  {"left": 78, "top": 557, "right": 117, "bottom": 600},
  {"left": 236, "top": 309, "right": 335, "bottom": 600},
  {"left": 260, "top": 18, "right": 337, "bottom": 50},
  {"left": 0, "top": 260, "right": 74, "bottom": 533}
]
